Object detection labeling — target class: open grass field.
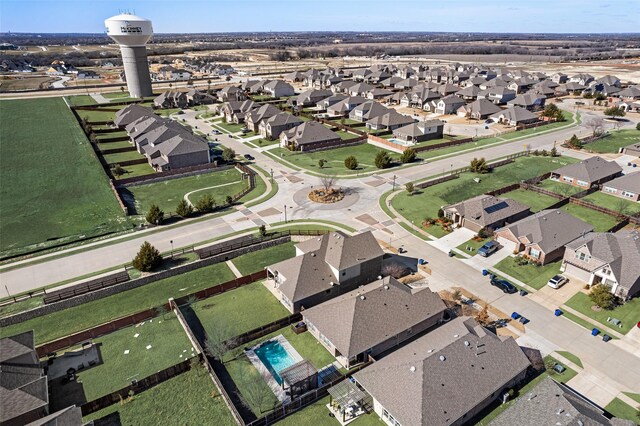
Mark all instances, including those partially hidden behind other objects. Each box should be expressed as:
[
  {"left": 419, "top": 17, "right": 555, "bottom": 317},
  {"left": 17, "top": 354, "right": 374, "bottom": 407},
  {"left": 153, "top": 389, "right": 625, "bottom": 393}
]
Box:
[
  {"left": 269, "top": 143, "right": 399, "bottom": 176},
  {"left": 66, "top": 314, "right": 191, "bottom": 401},
  {"left": 585, "top": 129, "right": 640, "bottom": 154},
  {"left": 493, "top": 257, "right": 562, "bottom": 290},
  {"left": 0, "top": 262, "right": 235, "bottom": 343},
  {"left": 581, "top": 191, "right": 640, "bottom": 216},
  {"left": 230, "top": 241, "right": 296, "bottom": 276},
  {"left": 564, "top": 291, "right": 640, "bottom": 334},
  {"left": 121, "top": 168, "right": 249, "bottom": 215},
  {"left": 559, "top": 203, "right": 620, "bottom": 232},
  {"left": 500, "top": 188, "right": 559, "bottom": 212},
  {"left": 392, "top": 156, "right": 578, "bottom": 238},
  {"left": 0, "top": 98, "right": 130, "bottom": 258},
  {"left": 84, "top": 365, "right": 236, "bottom": 426}
]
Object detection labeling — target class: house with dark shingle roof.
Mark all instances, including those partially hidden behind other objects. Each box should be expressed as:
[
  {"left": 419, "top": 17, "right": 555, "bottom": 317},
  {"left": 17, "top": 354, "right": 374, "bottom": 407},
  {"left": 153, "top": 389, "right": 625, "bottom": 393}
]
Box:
[
  {"left": 392, "top": 119, "right": 445, "bottom": 144},
  {"left": 279, "top": 121, "right": 342, "bottom": 152},
  {"left": 354, "top": 317, "right": 531, "bottom": 426},
  {"left": 561, "top": 230, "right": 640, "bottom": 300},
  {"left": 457, "top": 99, "right": 502, "bottom": 120},
  {"left": 507, "top": 92, "right": 547, "bottom": 111},
  {"left": 495, "top": 209, "right": 594, "bottom": 265},
  {"left": 490, "top": 377, "right": 635, "bottom": 426},
  {"left": 223, "top": 100, "right": 257, "bottom": 123},
  {"left": 435, "top": 95, "right": 465, "bottom": 115},
  {"left": 244, "top": 104, "right": 281, "bottom": 133},
  {"left": 259, "top": 112, "right": 303, "bottom": 140},
  {"left": 302, "top": 277, "right": 447, "bottom": 368},
  {"left": 266, "top": 231, "right": 384, "bottom": 313},
  {"left": 349, "top": 101, "right": 391, "bottom": 123},
  {"left": 490, "top": 106, "right": 539, "bottom": 127},
  {"left": 550, "top": 156, "right": 623, "bottom": 189},
  {"left": 601, "top": 172, "right": 640, "bottom": 202},
  {"left": 262, "top": 80, "right": 295, "bottom": 98},
  {"left": 366, "top": 111, "right": 415, "bottom": 131},
  {"left": 444, "top": 195, "right": 531, "bottom": 233}
]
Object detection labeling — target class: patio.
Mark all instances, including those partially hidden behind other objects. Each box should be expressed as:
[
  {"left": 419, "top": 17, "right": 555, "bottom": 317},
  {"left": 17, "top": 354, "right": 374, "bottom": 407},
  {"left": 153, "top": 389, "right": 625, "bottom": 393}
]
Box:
[{"left": 327, "top": 380, "right": 371, "bottom": 425}]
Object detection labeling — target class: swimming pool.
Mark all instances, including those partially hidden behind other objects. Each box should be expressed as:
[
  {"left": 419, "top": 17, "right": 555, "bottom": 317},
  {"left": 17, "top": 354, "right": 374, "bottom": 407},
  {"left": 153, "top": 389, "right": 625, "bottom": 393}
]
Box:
[
  {"left": 254, "top": 340, "right": 297, "bottom": 385},
  {"left": 386, "top": 138, "right": 414, "bottom": 147}
]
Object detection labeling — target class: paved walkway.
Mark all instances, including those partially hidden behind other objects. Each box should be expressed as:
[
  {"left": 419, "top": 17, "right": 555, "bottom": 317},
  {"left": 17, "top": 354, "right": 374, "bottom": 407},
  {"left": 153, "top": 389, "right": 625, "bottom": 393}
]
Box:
[
  {"left": 90, "top": 92, "right": 110, "bottom": 104},
  {"left": 225, "top": 260, "right": 242, "bottom": 278}
]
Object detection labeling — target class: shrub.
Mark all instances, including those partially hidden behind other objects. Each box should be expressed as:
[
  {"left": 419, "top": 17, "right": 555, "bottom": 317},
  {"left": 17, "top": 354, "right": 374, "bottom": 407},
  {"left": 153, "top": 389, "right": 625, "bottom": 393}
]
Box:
[
  {"left": 146, "top": 204, "right": 164, "bottom": 225},
  {"left": 258, "top": 224, "right": 267, "bottom": 237},
  {"left": 225, "top": 195, "right": 234, "bottom": 205},
  {"left": 195, "top": 194, "right": 215, "bottom": 212},
  {"left": 589, "top": 284, "right": 615, "bottom": 310},
  {"left": 222, "top": 147, "right": 236, "bottom": 162},
  {"left": 603, "top": 106, "right": 626, "bottom": 118},
  {"left": 175, "top": 199, "right": 193, "bottom": 218},
  {"left": 132, "top": 241, "right": 162, "bottom": 272},
  {"left": 567, "top": 134, "right": 583, "bottom": 150},
  {"left": 477, "top": 227, "right": 492, "bottom": 239},
  {"left": 405, "top": 182, "right": 414, "bottom": 195},
  {"left": 540, "top": 149, "right": 548, "bottom": 156},
  {"left": 400, "top": 148, "right": 416, "bottom": 164},
  {"left": 318, "top": 159, "right": 326, "bottom": 169},
  {"left": 469, "top": 157, "right": 489, "bottom": 174},
  {"left": 374, "top": 150, "right": 392, "bottom": 169},
  {"left": 344, "top": 155, "right": 358, "bottom": 170},
  {"left": 111, "top": 164, "right": 125, "bottom": 177},
  {"left": 437, "top": 208, "right": 445, "bottom": 219},
  {"left": 636, "top": 122, "right": 640, "bottom": 131},
  {"left": 532, "top": 149, "right": 540, "bottom": 156},
  {"left": 550, "top": 147, "right": 558, "bottom": 157}
]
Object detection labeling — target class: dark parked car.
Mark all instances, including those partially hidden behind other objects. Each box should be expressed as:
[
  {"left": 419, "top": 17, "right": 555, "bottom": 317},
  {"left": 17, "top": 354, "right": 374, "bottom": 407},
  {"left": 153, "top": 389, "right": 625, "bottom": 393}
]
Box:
[
  {"left": 477, "top": 240, "right": 499, "bottom": 257},
  {"left": 490, "top": 276, "right": 517, "bottom": 294},
  {"left": 243, "top": 154, "right": 255, "bottom": 161}
]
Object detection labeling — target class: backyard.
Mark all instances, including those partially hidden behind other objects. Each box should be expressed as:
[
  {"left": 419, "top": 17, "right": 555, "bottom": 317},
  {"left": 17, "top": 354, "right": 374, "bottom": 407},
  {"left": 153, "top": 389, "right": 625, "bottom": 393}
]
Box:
[
  {"left": 564, "top": 291, "right": 640, "bottom": 334},
  {"left": 391, "top": 156, "right": 579, "bottom": 238},
  {"left": 536, "top": 179, "right": 585, "bottom": 197},
  {"left": 268, "top": 143, "right": 400, "bottom": 176},
  {"left": 120, "top": 168, "right": 249, "bottom": 215},
  {"left": 581, "top": 191, "right": 640, "bottom": 216},
  {"left": 275, "top": 396, "right": 384, "bottom": 426},
  {"left": 83, "top": 365, "right": 236, "bottom": 426},
  {"left": 493, "top": 257, "right": 562, "bottom": 290},
  {"left": 584, "top": 129, "right": 640, "bottom": 154},
  {"left": 0, "top": 98, "right": 130, "bottom": 258},
  {"left": 230, "top": 241, "right": 296, "bottom": 276},
  {"left": 499, "top": 188, "right": 559, "bottom": 212},
  {"left": 560, "top": 203, "right": 621, "bottom": 232}
]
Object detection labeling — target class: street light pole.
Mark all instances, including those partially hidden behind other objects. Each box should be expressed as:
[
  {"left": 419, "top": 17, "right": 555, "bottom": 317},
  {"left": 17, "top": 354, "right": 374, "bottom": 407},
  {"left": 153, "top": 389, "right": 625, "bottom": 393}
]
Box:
[
  {"left": 284, "top": 205, "right": 287, "bottom": 223},
  {"left": 392, "top": 175, "right": 397, "bottom": 191},
  {"left": 270, "top": 168, "right": 274, "bottom": 184},
  {"left": 170, "top": 240, "right": 174, "bottom": 258}
]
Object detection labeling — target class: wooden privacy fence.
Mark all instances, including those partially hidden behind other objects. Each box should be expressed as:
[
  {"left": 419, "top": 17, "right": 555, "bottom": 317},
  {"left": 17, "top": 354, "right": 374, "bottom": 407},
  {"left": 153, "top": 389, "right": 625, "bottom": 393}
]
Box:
[
  {"left": 43, "top": 270, "right": 130, "bottom": 304},
  {"left": 223, "top": 313, "right": 302, "bottom": 350},
  {"left": 415, "top": 173, "right": 460, "bottom": 190},
  {"left": 80, "top": 358, "right": 194, "bottom": 416}
]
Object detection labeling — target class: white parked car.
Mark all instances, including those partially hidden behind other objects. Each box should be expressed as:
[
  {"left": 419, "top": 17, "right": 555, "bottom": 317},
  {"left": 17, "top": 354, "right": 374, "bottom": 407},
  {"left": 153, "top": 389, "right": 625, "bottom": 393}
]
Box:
[{"left": 547, "top": 274, "right": 569, "bottom": 289}]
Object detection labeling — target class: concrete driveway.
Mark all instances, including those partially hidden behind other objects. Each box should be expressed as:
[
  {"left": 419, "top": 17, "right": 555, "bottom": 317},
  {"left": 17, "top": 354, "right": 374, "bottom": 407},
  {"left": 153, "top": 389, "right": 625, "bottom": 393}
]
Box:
[
  {"left": 461, "top": 240, "right": 516, "bottom": 270},
  {"left": 535, "top": 277, "right": 585, "bottom": 307},
  {"left": 427, "top": 227, "right": 475, "bottom": 254}
]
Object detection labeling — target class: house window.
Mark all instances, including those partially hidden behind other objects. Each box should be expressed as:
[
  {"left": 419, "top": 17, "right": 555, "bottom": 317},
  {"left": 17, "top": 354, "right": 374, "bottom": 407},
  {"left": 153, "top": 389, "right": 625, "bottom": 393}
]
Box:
[
  {"left": 529, "top": 248, "right": 541, "bottom": 259},
  {"left": 575, "top": 252, "right": 591, "bottom": 262},
  {"left": 577, "top": 180, "right": 588, "bottom": 187},
  {"left": 622, "top": 191, "right": 635, "bottom": 199},
  {"left": 562, "top": 176, "right": 574, "bottom": 183},
  {"left": 382, "top": 409, "right": 402, "bottom": 426},
  {"left": 603, "top": 186, "right": 616, "bottom": 194}
]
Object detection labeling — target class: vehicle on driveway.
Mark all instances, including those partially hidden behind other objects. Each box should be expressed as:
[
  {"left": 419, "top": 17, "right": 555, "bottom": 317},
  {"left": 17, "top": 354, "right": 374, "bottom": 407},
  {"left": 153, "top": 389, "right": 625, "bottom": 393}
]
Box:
[
  {"left": 547, "top": 274, "right": 569, "bottom": 289},
  {"left": 243, "top": 154, "right": 255, "bottom": 161},
  {"left": 490, "top": 275, "right": 518, "bottom": 294},
  {"left": 477, "top": 241, "right": 500, "bottom": 257}
]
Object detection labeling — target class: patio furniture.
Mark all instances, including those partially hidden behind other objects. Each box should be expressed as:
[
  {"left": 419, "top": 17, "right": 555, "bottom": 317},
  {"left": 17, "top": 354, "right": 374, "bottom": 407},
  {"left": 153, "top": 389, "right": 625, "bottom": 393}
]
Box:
[{"left": 328, "top": 380, "right": 369, "bottom": 424}]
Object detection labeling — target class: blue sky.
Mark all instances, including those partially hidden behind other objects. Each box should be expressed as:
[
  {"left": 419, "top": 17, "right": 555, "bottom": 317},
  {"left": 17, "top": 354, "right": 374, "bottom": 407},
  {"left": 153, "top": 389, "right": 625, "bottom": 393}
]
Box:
[{"left": 1, "top": 0, "right": 639, "bottom": 33}]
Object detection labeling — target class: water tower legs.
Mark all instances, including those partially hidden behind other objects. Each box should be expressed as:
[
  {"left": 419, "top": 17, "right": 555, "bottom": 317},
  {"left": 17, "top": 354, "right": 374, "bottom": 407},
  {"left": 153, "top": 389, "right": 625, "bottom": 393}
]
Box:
[{"left": 120, "top": 46, "right": 153, "bottom": 98}]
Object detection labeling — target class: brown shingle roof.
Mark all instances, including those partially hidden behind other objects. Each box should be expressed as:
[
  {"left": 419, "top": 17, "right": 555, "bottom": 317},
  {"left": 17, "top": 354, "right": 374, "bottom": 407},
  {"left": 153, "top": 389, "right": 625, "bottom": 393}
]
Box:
[{"left": 553, "top": 157, "right": 622, "bottom": 183}]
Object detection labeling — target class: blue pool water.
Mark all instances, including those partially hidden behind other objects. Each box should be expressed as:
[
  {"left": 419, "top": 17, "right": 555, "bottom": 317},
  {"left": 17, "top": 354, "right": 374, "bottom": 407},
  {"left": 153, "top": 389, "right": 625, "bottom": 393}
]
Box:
[{"left": 254, "top": 340, "right": 296, "bottom": 385}]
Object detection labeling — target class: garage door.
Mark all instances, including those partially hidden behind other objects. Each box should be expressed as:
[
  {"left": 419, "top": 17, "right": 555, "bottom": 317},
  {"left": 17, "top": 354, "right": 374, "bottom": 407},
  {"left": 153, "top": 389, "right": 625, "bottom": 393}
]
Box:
[{"left": 563, "top": 263, "right": 592, "bottom": 283}]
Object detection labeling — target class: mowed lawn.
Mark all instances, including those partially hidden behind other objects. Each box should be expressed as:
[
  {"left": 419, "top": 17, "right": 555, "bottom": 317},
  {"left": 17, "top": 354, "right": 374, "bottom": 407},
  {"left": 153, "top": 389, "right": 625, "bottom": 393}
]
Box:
[
  {"left": 0, "top": 98, "right": 129, "bottom": 258},
  {"left": 581, "top": 191, "right": 640, "bottom": 215},
  {"left": 585, "top": 129, "right": 640, "bottom": 154},
  {"left": 500, "top": 188, "right": 559, "bottom": 212},
  {"left": 565, "top": 292, "right": 640, "bottom": 334},
  {"left": 560, "top": 203, "right": 621, "bottom": 232},
  {"left": 121, "top": 168, "right": 247, "bottom": 215},
  {"left": 269, "top": 143, "right": 399, "bottom": 175},
  {"left": 230, "top": 241, "right": 296, "bottom": 276},
  {"left": 83, "top": 366, "right": 235, "bottom": 426},
  {"left": 392, "top": 156, "right": 579, "bottom": 238},
  {"left": 493, "top": 257, "right": 562, "bottom": 290},
  {"left": 0, "top": 262, "right": 235, "bottom": 344}
]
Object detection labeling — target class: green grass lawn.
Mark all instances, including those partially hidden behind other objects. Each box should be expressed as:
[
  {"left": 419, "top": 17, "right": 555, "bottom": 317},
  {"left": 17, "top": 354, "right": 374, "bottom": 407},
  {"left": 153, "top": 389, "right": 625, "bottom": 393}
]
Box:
[
  {"left": 214, "top": 120, "right": 245, "bottom": 134},
  {"left": 581, "top": 191, "right": 640, "bottom": 216},
  {"left": 585, "top": 129, "right": 640, "bottom": 154},
  {"left": 79, "top": 107, "right": 122, "bottom": 123},
  {"left": 121, "top": 168, "right": 247, "bottom": 215},
  {"left": 95, "top": 130, "right": 128, "bottom": 141},
  {"left": 624, "top": 392, "right": 640, "bottom": 404},
  {"left": 83, "top": 365, "right": 236, "bottom": 426},
  {"left": 97, "top": 140, "right": 132, "bottom": 150},
  {"left": 66, "top": 95, "right": 98, "bottom": 106},
  {"left": 113, "top": 162, "right": 156, "bottom": 180},
  {"left": 0, "top": 98, "right": 130, "bottom": 258},
  {"left": 231, "top": 242, "right": 296, "bottom": 276},
  {"left": 560, "top": 203, "right": 621, "bottom": 232},
  {"left": 565, "top": 291, "right": 640, "bottom": 334},
  {"left": 392, "top": 156, "right": 578, "bottom": 239},
  {"left": 456, "top": 237, "right": 490, "bottom": 256},
  {"left": 556, "top": 350, "right": 583, "bottom": 368},
  {"left": 156, "top": 108, "right": 182, "bottom": 117},
  {"left": 68, "top": 313, "right": 191, "bottom": 401},
  {"left": 561, "top": 310, "right": 601, "bottom": 332},
  {"left": 500, "top": 188, "right": 559, "bottom": 212},
  {"left": 194, "top": 281, "right": 290, "bottom": 343},
  {"left": 269, "top": 143, "right": 398, "bottom": 176},
  {"left": 275, "top": 396, "right": 384, "bottom": 426},
  {"left": 544, "top": 355, "right": 578, "bottom": 384},
  {"left": 605, "top": 398, "right": 640, "bottom": 423},
  {"left": 251, "top": 138, "right": 279, "bottom": 147},
  {"left": 0, "top": 262, "right": 235, "bottom": 344},
  {"left": 493, "top": 257, "right": 562, "bottom": 290},
  {"left": 336, "top": 130, "right": 360, "bottom": 140},
  {"left": 536, "top": 179, "right": 585, "bottom": 197},
  {"left": 103, "top": 150, "right": 145, "bottom": 164}
]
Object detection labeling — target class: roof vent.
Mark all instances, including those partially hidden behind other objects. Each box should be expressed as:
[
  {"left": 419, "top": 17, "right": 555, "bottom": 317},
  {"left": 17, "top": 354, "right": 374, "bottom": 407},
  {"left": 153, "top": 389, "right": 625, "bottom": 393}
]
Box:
[
  {"left": 454, "top": 334, "right": 459, "bottom": 338},
  {"left": 556, "top": 409, "right": 564, "bottom": 415},
  {"left": 439, "top": 355, "right": 446, "bottom": 361},
  {"left": 377, "top": 275, "right": 382, "bottom": 280},
  {"left": 311, "top": 253, "right": 316, "bottom": 257},
  {"left": 360, "top": 295, "right": 366, "bottom": 300},
  {"left": 427, "top": 349, "right": 433, "bottom": 353},
  {"left": 409, "top": 366, "right": 416, "bottom": 373},
  {"left": 464, "top": 341, "right": 470, "bottom": 346}
]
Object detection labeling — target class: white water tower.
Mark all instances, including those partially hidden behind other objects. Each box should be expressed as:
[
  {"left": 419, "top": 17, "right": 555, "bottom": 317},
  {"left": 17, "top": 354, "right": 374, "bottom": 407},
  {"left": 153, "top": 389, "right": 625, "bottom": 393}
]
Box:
[{"left": 105, "top": 13, "right": 154, "bottom": 98}]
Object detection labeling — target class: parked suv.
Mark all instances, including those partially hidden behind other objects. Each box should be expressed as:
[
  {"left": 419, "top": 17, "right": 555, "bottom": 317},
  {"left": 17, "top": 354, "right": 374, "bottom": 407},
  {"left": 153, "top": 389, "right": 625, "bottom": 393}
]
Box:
[
  {"left": 547, "top": 275, "right": 569, "bottom": 289},
  {"left": 490, "top": 275, "right": 518, "bottom": 294},
  {"left": 477, "top": 241, "right": 500, "bottom": 257}
]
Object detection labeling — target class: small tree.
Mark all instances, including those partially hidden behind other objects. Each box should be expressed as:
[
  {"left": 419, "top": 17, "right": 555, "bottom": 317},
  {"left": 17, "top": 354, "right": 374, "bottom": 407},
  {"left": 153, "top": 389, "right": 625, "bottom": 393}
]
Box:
[
  {"left": 603, "top": 106, "right": 626, "bottom": 119},
  {"left": 589, "top": 284, "right": 615, "bottom": 310},
  {"left": 119, "top": 86, "right": 125, "bottom": 93},
  {"left": 382, "top": 262, "right": 407, "bottom": 279},
  {"left": 318, "top": 159, "right": 326, "bottom": 169},
  {"left": 374, "top": 150, "right": 392, "bottom": 169},
  {"left": 132, "top": 241, "right": 162, "bottom": 272},
  {"left": 340, "top": 117, "right": 346, "bottom": 126},
  {"left": 636, "top": 122, "right": 640, "bottom": 131},
  {"left": 469, "top": 157, "right": 489, "bottom": 174},
  {"left": 225, "top": 195, "right": 233, "bottom": 205},
  {"left": 222, "top": 147, "right": 236, "bottom": 162},
  {"left": 258, "top": 224, "right": 267, "bottom": 237},
  {"left": 195, "top": 194, "right": 215, "bottom": 212},
  {"left": 175, "top": 199, "right": 193, "bottom": 217},
  {"left": 541, "top": 103, "right": 564, "bottom": 121},
  {"left": 400, "top": 148, "right": 417, "bottom": 164},
  {"left": 437, "top": 208, "right": 445, "bottom": 219},
  {"left": 475, "top": 304, "right": 491, "bottom": 326},
  {"left": 111, "top": 164, "right": 125, "bottom": 177},
  {"left": 550, "top": 147, "right": 558, "bottom": 157},
  {"left": 320, "top": 174, "right": 337, "bottom": 192},
  {"left": 146, "top": 204, "right": 164, "bottom": 225},
  {"left": 585, "top": 117, "right": 605, "bottom": 137},
  {"left": 567, "top": 134, "right": 583, "bottom": 150},
  {"left": 405, "top": 182, "right": 415, "bottom": 195},
  {"left": 344, "top": 155, "right": 358, "bottom": 170}
]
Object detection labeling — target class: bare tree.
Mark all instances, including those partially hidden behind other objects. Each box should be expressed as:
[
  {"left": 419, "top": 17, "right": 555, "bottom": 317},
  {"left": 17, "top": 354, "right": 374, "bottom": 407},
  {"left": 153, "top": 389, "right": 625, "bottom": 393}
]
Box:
[
  {"left": 612, "top": 198, "right": 630, "bottom": 217},
  {"left": 204, "top": 326, "right": 237, "bottom": 363},
  {"left": 236, "top": 359, "right": 274, "bottom": 414},
  {"left": 382, "top": 262, "right": 408, "bottom": 279},
  {"left": 585, "top": 117, "right": 604, "bottom": 137},
  {"left": 320, "top": 174, "right": 337, "bottom": 192},
  {"left": 474, "top": 303, "right": 491, "bottom": 326}
]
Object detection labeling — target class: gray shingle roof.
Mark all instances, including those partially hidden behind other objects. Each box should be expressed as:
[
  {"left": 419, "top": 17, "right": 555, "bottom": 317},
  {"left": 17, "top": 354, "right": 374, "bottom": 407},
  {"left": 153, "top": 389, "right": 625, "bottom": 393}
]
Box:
[
  {"left": 553, "top": 157, "right": 622, "bottom": 183},
  {"left": 460, "top": 99, "right": 503, "bottom": 116},
  {"left": 0, "top": 331, "right": 35, "bottom": 363},
  {"left": 282, "top": 121, "right": 341, "bottom": 146},
  {"left": 264, "top": 112, "right": 303, "bottom": 127},
  {"left": 302, "top": 277, "right": 446, "bottom": 358},
  {"left": 445, "top": 195, "right": 530, "bottom": 227},
  {"left": 354, "top": 317, "right": 531, "bottom": 426},
  {"left": 602, "top": 172, "right": 640, "bottom": 194},
  {"left": 490, "top": 106, "right": 538, "bottom": 123}
]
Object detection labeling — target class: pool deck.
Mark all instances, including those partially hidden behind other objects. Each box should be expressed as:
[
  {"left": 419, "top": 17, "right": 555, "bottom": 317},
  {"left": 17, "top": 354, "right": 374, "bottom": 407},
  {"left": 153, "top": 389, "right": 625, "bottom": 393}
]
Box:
[{"left": 245, "top": 334, "right": 303, "bottom": 403}]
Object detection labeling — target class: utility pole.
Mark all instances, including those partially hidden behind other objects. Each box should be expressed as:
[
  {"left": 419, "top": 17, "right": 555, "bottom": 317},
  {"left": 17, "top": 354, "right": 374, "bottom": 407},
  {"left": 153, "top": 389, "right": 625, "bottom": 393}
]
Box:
[
  {"left": 270, "top": 168, "right": 274, "bottom": 184},
  {"left": 392, "top": 175, "right": 397, "bottom": 191},
  {"left": 284, "top": 204, "right": 287, "bottom": 223},
  {"left": 170, "top": 240, "right": 174, "bottom": 258}
]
